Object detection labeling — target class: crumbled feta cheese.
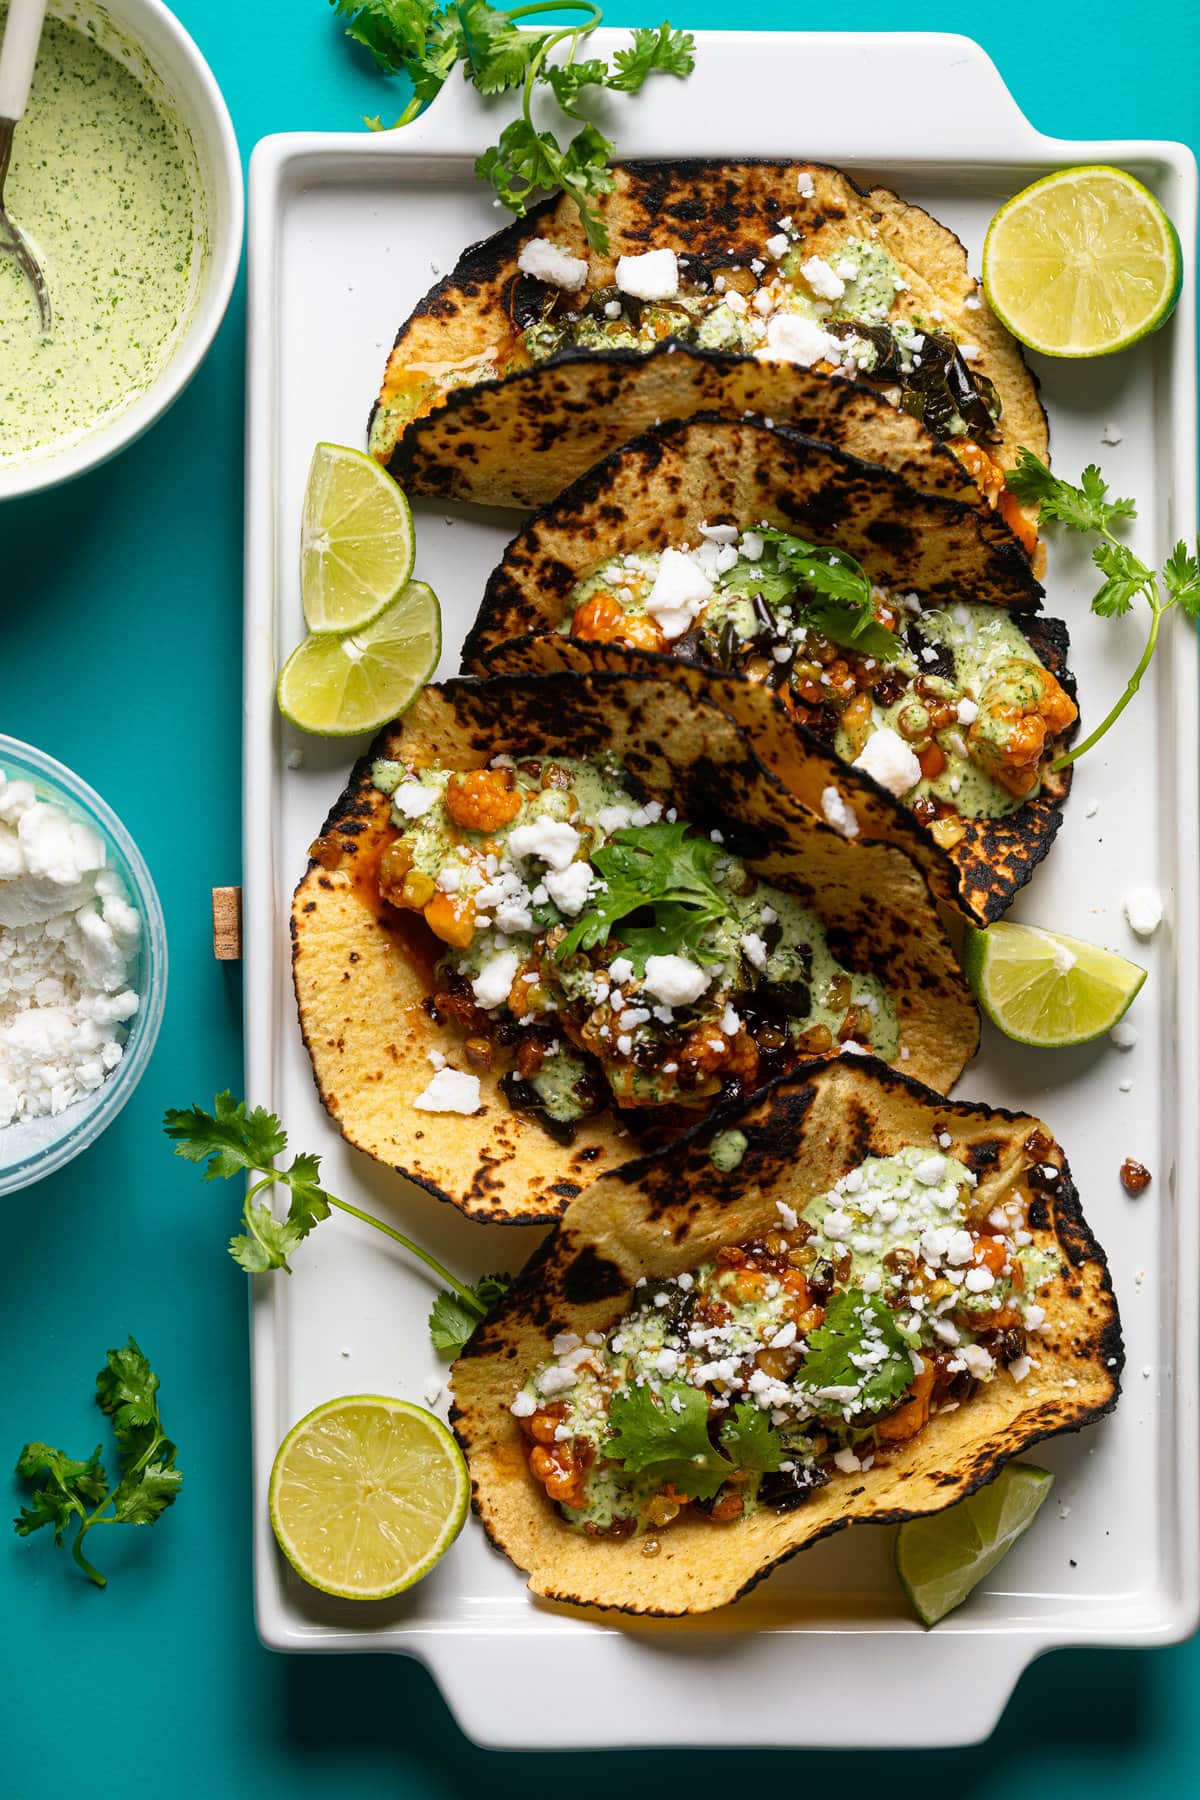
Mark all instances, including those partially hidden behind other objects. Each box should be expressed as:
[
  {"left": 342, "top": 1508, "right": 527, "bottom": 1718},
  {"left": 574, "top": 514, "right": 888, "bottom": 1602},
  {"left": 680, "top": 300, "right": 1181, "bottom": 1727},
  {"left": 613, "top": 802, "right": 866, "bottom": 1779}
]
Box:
[
  {"left": 820, "top": 785, "right": 859, "bottom": 839},
  {"left": 796, "top": 171, "right": 815, "bottom": 198},
  {"left": 392, "top": 780, "right": 438, "bottom": 819},
  {"left": 776, "top": 1199, "right": 799, "bottom": 1231},
  {"left": 517, "top": 236, "right": 588, "bottom": 291},
  {"left": 544, "top": 861, "right": 593, "bottom": 917},
  {"left": 739, "top": 931, "right": 768, "bottom": 972},
  {"left": 833, "top": 1447, "right": 862, "bottom": 1474},
  {"left": 964, "top": 1266, "right": 995, "bottom": 1293},
  {"left": 741, "top": 529, "right": 764, "bottom": 562},
  {"left": 765, "top": 231, "right": 790, "bottom": 260},
  {"left": 642, "top": 954, "right": 711, "bottom": 1007},
  {"left": 603, "top": 298, "right": 623, "bottom": 319},
  {"left": 507, "top": 817, "right": 581, "bottom": 871},
  {"left": 615, "top": 247, "right": 679, "bottom": 301},
  {"left": 698, "top": 520, "right": 740, "bottom": 545},
  {"left": 1124, "top": 887, "right": 1163, "bottom": 938},
  {"left": 644, "top": 546, "right": 714, "bottom": 639},
  {"left": 852, "top": 728, "right": 922, "bottom": 799},
  {"left": 1110, "top": 1020, "right": 1138, "bottom": 1049},
  {"left": 471, "top": 949, "right": 520, "bottom": 1010},
  {"left": 959, "top": 1343, "right": 995, "bottom": 1379},
  {"left": 956, "top": 697, "right": 979, "bottom": 725},
  {"left": 755, "top": 312, "right": 840, "bottom": 368},
  {"left": 800, "top": 255, "right": 845, "bottom": 301},
  {"left": 1008, "top": 1354, "right": 1032, "bottom": 1382},
  {"left": 510, "top": 1389, "right": 537, "bottom": 1418},
  {"left": 413, "top": 1068, "right": 481, "bottom": 1114},
  {"left": 1101, "top": 422, "right": 1123, "bottom": 445}
]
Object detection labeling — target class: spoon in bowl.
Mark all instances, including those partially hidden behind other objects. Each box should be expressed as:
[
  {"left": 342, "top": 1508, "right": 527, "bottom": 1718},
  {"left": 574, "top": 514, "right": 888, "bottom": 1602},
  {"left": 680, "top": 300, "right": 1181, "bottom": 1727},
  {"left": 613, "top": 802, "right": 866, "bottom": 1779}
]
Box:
[{"left": 0, "top": 0, "right": 51, "bottom": 331}]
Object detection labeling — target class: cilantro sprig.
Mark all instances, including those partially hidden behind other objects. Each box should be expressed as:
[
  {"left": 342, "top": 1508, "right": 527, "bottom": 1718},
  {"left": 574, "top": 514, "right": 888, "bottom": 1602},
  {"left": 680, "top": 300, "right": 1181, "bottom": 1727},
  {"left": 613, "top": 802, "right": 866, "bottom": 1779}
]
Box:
[
  {"left": 605, "top": 1383, "right": 786, "bottom": 1500},
  {"left": 1005, "top": 450, "right": 1200, "bottom": 768},
  {"left": 756, "top": 528, "right": 903, "bottom": 661},
  {"left": 557, "top": 819, "right": 730, "bottom": 967},
  {"left": 164, "top": 1094, "right": 509, "bottom": 1355},
  {"left": 331, "top": 3, "right": 696, "bottom": 250},
  {"left": 794, "top": 1288, "right": 915, "bottom": 1414},
  {"left": 14, "top": 1341, "right": 182, "bottom": 1587}
]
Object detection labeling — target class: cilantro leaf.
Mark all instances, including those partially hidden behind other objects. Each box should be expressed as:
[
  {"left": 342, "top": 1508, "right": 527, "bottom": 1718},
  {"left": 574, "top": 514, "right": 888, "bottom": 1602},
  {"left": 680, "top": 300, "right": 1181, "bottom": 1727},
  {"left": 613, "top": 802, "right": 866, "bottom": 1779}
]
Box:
[
  {"left": 1163, "top": 539, "right": 1200, "bottom": 618},
  {"left": 429, "top": 1271, "right": 513, "bottom": 1355},
  {"left": 13, "top": 1340, "right": 180, "bottom": 1585},
  {"left": 756, "top": 528, "right": 903, "bottom": 662},
  {"left": 330, "top": 0, "right": 444, "bottom": 76},
  {"left": 718, "top": 1404, "right": 786, "bottom": 1473},
  {"left": 796, "top": 1289, "right": 915, "bottom": 1414},
  {"left": 605, "top": 1381, "right": 730, "bottom": 1500},
  {"left": 1091, "top": 540, "right": 1148, "bottom": 618},
  {"left": 1004, "top": 450, "right": 1136, "bottom": 533},
  {"left": 618, "top": 902, "right": 725, "bottom": 977},
  {"left": 609, "top": 23, "right": 696, "bottom": 89},
  {"left": 558, "top": 820, "right": 730, "bottom": 961},
  {"left": 542, "top": 57, "right": 612, "bottom": 113},
  {"left": 163, "top": 1092, "right": 286, "bottom": 1179},
  {"left": 458, "top": 1, "right": 547, "bottom": 95}
]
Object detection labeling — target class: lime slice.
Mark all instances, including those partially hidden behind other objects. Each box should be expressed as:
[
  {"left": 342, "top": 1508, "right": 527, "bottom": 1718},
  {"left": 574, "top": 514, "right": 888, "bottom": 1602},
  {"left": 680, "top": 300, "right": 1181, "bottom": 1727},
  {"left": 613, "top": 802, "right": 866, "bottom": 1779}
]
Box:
[
  {"left": 896, "top": 1463, "right": 1054, "bottom": 1627},
  {"left": 268, "top": 1395, "right": 469, "bottom": 1600},
  {"left": 963, "top": 920, "right": 1145, "bottom": 1048},
  {"left": 278, "top": 579, "right": 441, "bottom": 736},
  {"left": 301, "top": 443, "right": 416, "bottom": 634},
  {"left": 983, "top": 166, "right": 1181, "bottom": 358}
]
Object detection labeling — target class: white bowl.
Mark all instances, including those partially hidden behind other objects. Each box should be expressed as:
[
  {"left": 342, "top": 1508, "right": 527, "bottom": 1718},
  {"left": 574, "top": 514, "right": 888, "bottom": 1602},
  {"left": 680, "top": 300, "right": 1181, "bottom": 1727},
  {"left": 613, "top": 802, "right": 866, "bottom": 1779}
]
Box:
[{"left": 0, "top": 0, "right": 243, "bottom": 499}]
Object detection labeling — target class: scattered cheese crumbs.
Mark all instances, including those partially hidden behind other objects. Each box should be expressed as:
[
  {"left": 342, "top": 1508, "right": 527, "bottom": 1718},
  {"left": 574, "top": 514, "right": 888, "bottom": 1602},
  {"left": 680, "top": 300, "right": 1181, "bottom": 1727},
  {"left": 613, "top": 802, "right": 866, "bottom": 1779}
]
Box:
[
  {"left": 755, "top": 312, "right": 840, "bottom": 368},
  {"left": 285, "top": 748, "right": 304, "bottom": 770},
  {"left": 1118, "top": 1079, "right": 1134, "bottom": 1094},
  {"left": 739, "top": 931, "right": 768, "bottom": 972},
  {"left": 1101, "top": 423, "right": 1123, "bottom": 445},
  {"left": 472, "top": 948, "right": 520, "bottom": 1010},
  {"left": 832, "top": 1447, "right": 862, "bottom": 1474},
  {"left": 510, "top": 1390, "right": 537, "bottom": 1418},
  {"left": 956, "top": 697, "right": 979, "bottom": 725},
  {"left": 776, "top": 1200, "right": 799, "bottom": 1231},
  {"left": 1085, "top": 799, "right": 1100, "bottom": 819},
  {"left": 393, "top": 781, "right": 438, "bottom": 819},
  {"left": 544, "top": 861, "right": 593, "bottom": 917},
  {"left": 615, "top": 247, "right": 679, "bottom": 301},
  {"left": 1124, "top": 887, "right": 1163, "bottom": 938},
  {"left": 427, "top": 1048, "right": 446, "bottom": 1070},
  {"left": 412, "top": 1068, "right": 481, "bottom": 1114},
  {"left": 800, "top": 254, "right": 845, "bottom": 300},
  {"left": 423, "top": 1376, "right": 445, "bottom": 1407},
  {"left": 508, "top": 817, "right": 580, "bottom": 871},
  {"left": 853, "top": 727, "right": 921, "bottom": 798},
  {"left": 820, "top": 785, "right": 859, "bottom": 839},
  {"left": 1009, "top": 1355, "right": 1032, "bottom": 1383},
  {"left": 517, "top": 236, "right": 588, "bottom": 291},
  {"left": 644, "top": 546, "right": 714, "bottom": 638},
  {"left": 796, "top": 171, "right": 815, "bottom": 197},
  {"left": 642, "top": 954, "right": 711, "bottom": 1007},
  {"left": 765, "top": 231, "right": 790, "bottom": 260},
  {"left": 1110, "top": 1020, "right": 1138, "bottom": 1049}
]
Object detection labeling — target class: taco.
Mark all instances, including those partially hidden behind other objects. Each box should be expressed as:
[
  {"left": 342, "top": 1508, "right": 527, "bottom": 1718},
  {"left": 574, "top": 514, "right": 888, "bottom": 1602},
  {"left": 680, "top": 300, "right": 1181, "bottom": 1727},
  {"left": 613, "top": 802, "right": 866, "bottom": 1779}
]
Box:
[
  {"left": 450, "top": 1056, "right": 1122, "bottom": 1616},
  {"left": 465, "top": 418, "right": 1077, "bottom": 924},
  {"left": 368, "top": 160, "right": 1046, "bottom": 552},
  {"left": 291, "top": 671, "right": 978, "bottom": 1223}
]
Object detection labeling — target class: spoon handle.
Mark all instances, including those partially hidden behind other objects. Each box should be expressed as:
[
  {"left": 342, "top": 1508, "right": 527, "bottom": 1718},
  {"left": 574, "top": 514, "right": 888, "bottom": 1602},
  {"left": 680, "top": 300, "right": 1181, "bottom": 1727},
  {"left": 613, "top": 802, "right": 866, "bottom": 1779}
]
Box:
[{"left": 0, "top": 0, "right": 49, "bottom": 123}]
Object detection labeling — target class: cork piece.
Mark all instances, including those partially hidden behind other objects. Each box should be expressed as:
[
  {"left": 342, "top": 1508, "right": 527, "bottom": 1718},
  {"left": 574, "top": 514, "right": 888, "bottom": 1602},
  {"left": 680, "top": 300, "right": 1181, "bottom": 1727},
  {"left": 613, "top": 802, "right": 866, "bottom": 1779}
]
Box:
[{"left": 211, "top": 886, "right": 243, "bottom": 961}]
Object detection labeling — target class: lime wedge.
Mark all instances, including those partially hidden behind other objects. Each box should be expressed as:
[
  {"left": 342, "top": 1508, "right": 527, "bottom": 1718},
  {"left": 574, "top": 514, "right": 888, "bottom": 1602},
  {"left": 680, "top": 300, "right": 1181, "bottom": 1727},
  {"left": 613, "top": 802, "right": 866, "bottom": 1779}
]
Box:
[
  {"left": 896, "top": 1463, "right": 1054, "bottom": 1627},
  {"left": 268, "top": 1395, "right": 468, "bottom": 1600},
  {"left": 301, "top": 443, "right": 416, "bottom": 634},
  {"left": 278, "top": 579, "right": 441, "bottom": 736},
  {"left": 983, "top": 166, "right": 1181, "bottom": 357},
  {"left": 963, "top": 920, "right": 1145, "bottom": 1047}
]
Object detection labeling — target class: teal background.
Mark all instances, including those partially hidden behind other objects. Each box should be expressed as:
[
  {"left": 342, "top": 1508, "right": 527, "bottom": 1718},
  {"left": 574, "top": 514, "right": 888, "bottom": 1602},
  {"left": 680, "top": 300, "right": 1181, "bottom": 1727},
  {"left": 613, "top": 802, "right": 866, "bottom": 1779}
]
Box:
[{"left": 1, "top": 1, "right": 1195, "bottom": 1786}]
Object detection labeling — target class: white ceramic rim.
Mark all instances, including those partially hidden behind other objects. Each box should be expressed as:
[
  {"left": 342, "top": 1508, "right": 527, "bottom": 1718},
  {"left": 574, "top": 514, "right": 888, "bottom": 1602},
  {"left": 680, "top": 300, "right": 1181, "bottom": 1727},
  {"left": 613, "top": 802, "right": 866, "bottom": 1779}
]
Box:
[
  {"left": 0, "top": 732, "right": 169, "bottom": 1194},
  {"left": 0, "top": 0, "right": 244, "bottom": 500}
]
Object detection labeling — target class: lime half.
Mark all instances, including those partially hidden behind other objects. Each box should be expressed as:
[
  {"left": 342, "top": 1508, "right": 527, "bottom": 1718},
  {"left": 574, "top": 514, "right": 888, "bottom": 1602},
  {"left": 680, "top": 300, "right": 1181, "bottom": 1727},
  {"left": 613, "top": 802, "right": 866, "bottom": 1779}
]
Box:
[
  {"left": 278, "top": 579, "right": 441, "bottom": 736},
  {"left": 897, "top": 1463, "right": 1054, "bottom": 1627},
  {"left": 269, "top": 1395, "right": 469, "bottom": 1600},
  {"left": 983, "top": 166, "right": 1181, "bottom": 358},
  {"left": 301, "top": 443, "right": 416, "bottom": 634},
  {"left": 963, "top": 920, "right": 1145, "bottom": 1048}
]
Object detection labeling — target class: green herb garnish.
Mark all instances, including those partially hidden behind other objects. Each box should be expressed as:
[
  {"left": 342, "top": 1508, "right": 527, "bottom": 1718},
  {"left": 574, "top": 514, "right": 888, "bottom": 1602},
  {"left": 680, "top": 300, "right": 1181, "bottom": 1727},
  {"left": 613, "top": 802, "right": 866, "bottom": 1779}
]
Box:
[
  {"left": 605, "top": 1383, "right": 787, "bottom": 1500},
  {"left": 557, "top": 819, "right": 730, "bottom": 966},
  {"left": 14, "top": 1341, "right": 182, "bottom": 1587},
  {"left": 164, "top": 1094, "right": 510, "bottom": 1354},
  {"left": 795, "top": 1288, "right": 915, "bottom": 1414},
  {"left": 331, "top": 2, "right": 695, "bottom": 249},
  {"left": 755, "top": 528, "right": 903, "bottom": 661},
  {"left": 1004, "top": 450, "right": 1200, "bottom": 768}
]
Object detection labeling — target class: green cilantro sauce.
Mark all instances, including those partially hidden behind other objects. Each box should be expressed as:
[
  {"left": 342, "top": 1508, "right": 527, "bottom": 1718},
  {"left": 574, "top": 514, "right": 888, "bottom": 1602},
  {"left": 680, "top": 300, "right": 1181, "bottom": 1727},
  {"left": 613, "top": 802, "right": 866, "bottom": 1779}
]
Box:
[
  {"left": 566, "top": 549, "right": 1053, "bottom": 820},
  {"left": 0, "top": 7, "right": 202, "bottom": 466},
  {"left": 372, "top": 752, "right": 898, "bottom": 1125},
  {"left": 517, "top": 1145, "right": 1056, "bottom": 1535}
]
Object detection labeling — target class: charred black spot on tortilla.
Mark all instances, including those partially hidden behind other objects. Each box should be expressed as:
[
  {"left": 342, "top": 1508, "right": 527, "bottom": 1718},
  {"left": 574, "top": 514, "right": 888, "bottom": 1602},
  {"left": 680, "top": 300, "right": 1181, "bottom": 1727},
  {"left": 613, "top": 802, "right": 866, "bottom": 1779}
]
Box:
[
  {"left": 562, "top": 1246, "right": 627, "bottom": 1305},
  {"left": 966, "top": 1137, "right": 1005, "bottom": 1172}
]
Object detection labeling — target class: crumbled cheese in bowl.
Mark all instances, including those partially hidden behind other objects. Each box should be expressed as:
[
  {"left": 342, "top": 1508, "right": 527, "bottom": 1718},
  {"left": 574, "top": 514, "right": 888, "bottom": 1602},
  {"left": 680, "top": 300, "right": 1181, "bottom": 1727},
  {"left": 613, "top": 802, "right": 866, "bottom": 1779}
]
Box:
[{"left": 0, "top": 752, "right": 162, "bottom": 1193}]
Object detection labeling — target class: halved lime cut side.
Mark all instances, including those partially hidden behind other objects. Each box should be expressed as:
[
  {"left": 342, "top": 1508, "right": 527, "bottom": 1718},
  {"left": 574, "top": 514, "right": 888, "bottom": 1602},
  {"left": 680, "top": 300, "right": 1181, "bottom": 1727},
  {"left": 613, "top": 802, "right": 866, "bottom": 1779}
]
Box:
[
  {"left": 301, "top": 443, "right": 416, "bottom": 634},
  {"left": 896, "top": 1464, "right": 1054, "bottom": 1627},
  {"left": 963, "top": 920, "right": 1146, "bottom": 1047},
  {"left": 983, "top": 166, "right": 1181, "bottom": 357},
  {"left": 278, "top": 579, "right": 441, "bottom": 736},
  {"left": 268, "top": 1395, "right": 469, "bottom": 1600}
]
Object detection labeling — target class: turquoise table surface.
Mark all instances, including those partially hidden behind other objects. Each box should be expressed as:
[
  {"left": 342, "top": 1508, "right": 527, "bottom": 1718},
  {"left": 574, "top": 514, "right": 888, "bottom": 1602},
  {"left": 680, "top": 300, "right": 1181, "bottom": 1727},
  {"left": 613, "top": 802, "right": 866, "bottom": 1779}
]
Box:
[{"left": 2, "top": 1, "right": 1196, "bottom": 1787}]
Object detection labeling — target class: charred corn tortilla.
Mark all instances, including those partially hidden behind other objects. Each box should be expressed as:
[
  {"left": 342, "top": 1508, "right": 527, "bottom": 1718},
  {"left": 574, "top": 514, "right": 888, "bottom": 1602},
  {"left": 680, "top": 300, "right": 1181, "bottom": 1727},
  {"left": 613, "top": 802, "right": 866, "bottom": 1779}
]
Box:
[
  {"left": 292, "top": 672, "right": 978, "bottom": 1223},
  {"left": 450, "top": 1057, "right": 1122, "bottom": 1616},
  {"left": 465, "top": 418, "right": 1075, "bottom": 925},
  {"left": 369, "top": 160, "right": 1047, "bottom": 533}
]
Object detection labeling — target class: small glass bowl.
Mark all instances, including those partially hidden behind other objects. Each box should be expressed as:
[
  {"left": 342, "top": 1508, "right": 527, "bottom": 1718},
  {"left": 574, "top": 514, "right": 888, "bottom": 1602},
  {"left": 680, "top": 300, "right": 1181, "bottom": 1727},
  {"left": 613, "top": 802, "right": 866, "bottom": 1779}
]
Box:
[{"left": 0, "top": 735, "right": 168, "bottom": 1195}]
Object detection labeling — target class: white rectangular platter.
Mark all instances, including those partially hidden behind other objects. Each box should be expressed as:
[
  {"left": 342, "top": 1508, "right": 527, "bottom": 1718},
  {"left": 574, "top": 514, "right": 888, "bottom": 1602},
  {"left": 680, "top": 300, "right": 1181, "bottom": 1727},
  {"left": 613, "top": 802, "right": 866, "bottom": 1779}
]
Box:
[{"left": 243, "top": 31, "right": 1199, "bottom": 1749}]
